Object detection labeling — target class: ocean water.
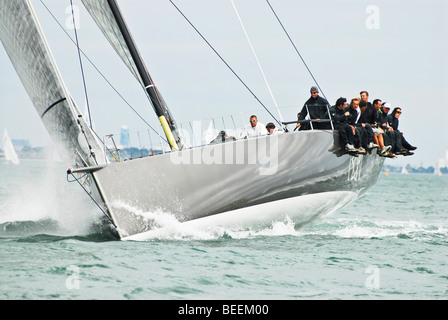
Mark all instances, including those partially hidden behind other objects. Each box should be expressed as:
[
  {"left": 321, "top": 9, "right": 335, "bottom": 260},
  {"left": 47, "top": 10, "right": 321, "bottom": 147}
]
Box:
[{"left": 0, "top": 159, "right": 447, "bottom": 300}]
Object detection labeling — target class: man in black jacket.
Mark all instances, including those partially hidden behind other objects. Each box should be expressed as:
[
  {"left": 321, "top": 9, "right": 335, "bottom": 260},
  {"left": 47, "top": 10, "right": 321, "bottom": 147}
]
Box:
[
  {"left": 360, "top": 91, "right": 377, "bottom": 125},
  {"left": 378, "top": 102, "right": 402, "bottom": 156},
  {"left": 364, "top": 98, "right": 391, "bottom": 155},
  {"left": 330, "top": 97, "right": 358, "bottom": 153},
  {"left": 387, "top": 107, "right": 416, "bottom": 155},
  {"left": 357, "top": 100, "right": 377, "bottom": 150},
  {"left": 298, "top": 86, "right": 331, "bottom": 130},
  {"left": 344, "top": 98, "right": 367, "bottom": 154}
]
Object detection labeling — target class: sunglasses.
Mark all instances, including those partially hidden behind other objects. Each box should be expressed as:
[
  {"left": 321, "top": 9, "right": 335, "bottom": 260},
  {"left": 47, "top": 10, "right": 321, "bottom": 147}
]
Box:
[{"left": 250, "top": 120, "right": 257, "bottom": 123}]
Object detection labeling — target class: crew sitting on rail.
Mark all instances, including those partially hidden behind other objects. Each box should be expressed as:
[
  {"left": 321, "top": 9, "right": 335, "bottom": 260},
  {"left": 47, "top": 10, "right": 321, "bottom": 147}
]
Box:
[
  {"left": 377, "top": 102, "right": 402, "bottom": 158},
  {"left": 330, "top": 97, "right": 358, "bottom": 153},
  {"left": 343, "top": 98, "right": 368, "bottom": 154},
  {"left": 361, "top": 96, "right": 392, "bottom": 157},
  {"left": 386, "top": 106, "right": 417, "bottom": 156},
  {"left": 357, "top": 100, "right": 378, "bottom": 151}
]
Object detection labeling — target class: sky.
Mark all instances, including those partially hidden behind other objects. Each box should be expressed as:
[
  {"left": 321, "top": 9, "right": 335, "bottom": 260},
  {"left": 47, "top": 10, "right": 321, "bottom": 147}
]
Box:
[{"left": 1, "top": 0, "right": 447, "bottom": 168}]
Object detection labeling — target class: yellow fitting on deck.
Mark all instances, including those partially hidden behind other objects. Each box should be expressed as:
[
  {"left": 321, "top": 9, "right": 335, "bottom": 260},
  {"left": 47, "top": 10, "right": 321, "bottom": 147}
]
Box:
[{"left": 159, "top": 116, "right": 179, "bottom": 151}]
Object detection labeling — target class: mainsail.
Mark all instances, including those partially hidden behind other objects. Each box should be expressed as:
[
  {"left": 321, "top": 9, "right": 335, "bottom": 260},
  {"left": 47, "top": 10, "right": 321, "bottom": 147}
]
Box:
[
  {"left": 0, "top": 0, "right": 105, "bottom": 167},
  {"left": 81, "top": 0, "right": 182, "bottom": 151}
]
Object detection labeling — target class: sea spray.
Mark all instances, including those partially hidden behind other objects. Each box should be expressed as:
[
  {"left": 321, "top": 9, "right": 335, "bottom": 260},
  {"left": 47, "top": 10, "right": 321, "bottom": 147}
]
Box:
[{"left": 0, "top": 158, "right": 103, "bottom": 236}]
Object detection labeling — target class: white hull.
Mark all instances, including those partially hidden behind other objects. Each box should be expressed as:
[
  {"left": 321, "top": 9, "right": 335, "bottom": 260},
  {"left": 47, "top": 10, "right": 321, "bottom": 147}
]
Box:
[
  {"left": 123, "top": 190, "right": 357, "bottom": 241},
  {"left": 89, "top": 130, "right": 384, "bottom": 239}
]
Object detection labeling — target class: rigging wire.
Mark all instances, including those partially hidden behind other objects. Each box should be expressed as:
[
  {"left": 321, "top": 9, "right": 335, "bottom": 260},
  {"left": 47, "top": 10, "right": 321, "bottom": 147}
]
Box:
[
  {"left": 230, "top": 0, "right": 285, "bottom": 127},
  {"left": 67, "top": 171, "right": 117, "bottom": 227},
  {"left": 69, "top": 0, "right": 92, "bottom": 128},
  {"left": 39, "top": 0, "right": 168, "bottom": 145},
  {"left": 169, "top": 0, "right": 283, "bottom": 128},
  {"left": 265, "top": 0, "right": 329, "bottom": 103}
]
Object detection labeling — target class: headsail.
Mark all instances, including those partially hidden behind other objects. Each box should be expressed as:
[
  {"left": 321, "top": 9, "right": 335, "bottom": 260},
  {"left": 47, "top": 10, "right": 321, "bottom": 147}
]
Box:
[
  {"left": 0, "top": 0, "right": 105, "bottom": 167},
  {"left": 81, "top": 0, "right": 182, "bottom": 151}
]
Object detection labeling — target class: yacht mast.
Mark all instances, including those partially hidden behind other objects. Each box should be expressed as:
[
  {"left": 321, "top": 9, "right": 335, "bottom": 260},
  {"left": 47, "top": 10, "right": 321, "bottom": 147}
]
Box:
[{"left": 106, "top": 0, "right": 182, "bottom": 151}]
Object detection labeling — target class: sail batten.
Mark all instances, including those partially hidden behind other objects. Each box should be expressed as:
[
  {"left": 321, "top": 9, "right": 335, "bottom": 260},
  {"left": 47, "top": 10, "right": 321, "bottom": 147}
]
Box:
[{"left": 41, "top": 97, "right": 67, "bottom": 118}]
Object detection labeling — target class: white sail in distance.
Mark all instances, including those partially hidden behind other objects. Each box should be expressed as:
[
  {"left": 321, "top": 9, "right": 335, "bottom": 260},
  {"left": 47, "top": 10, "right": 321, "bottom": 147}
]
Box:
[{"left": 3, "top": 128, "right": 20, "bottom": 165}]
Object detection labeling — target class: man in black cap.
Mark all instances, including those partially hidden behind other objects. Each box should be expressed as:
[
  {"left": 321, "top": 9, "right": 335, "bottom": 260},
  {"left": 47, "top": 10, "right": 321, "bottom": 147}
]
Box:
[{"left": 297, "top": 86, "right": 330, "bottom": 130}]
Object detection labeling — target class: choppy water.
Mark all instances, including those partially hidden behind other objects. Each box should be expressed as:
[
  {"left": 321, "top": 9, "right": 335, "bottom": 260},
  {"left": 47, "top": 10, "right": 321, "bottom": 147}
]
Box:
[{"left": 0, "top": 159, "right": 447, "bottom": 300}]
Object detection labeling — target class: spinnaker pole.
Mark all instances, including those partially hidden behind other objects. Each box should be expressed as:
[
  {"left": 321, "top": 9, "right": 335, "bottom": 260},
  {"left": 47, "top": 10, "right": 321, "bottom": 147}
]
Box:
[{"left": 107, "top": 0, "right": 182, "bottom": 151}]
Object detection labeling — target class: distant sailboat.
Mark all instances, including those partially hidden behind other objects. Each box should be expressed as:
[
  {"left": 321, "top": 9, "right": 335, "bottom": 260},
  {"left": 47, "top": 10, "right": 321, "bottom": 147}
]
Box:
[
  {"left": 401, "top": 165, "right": 409, "bottom": 175},
  {"left": 434, "top": 159, "right": 444, "bottom": 176},
  {"left": 3, "top": 128, "right": 20, "bottom": 165}
]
